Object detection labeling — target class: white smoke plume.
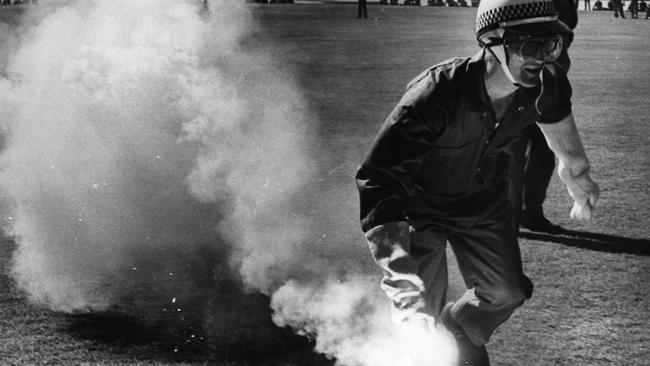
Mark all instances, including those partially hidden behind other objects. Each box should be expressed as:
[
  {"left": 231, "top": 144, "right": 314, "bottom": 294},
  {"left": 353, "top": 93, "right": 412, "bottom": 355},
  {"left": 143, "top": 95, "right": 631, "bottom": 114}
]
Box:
[
  {"left": 0, "top": 1, "right": 457, "bottom": 365},
  {"left": 272, "top": 275, "right": 457, "bottom": 366},
  {"left": 0, "top": 0, "right": 243, "bottom": 312}
]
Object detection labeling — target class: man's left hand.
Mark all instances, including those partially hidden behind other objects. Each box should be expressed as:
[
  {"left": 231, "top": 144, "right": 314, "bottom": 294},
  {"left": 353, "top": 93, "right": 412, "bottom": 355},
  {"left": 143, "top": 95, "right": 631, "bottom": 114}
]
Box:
[{"left": 567, "top": 172, "right": 600, "bottom": 221}]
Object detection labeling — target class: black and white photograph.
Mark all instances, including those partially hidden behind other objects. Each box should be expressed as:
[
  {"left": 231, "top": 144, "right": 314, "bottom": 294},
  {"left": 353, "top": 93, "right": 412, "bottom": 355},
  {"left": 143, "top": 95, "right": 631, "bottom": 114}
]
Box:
[{"left": 0, "top": 0, "right": 647, "bottom": 365}]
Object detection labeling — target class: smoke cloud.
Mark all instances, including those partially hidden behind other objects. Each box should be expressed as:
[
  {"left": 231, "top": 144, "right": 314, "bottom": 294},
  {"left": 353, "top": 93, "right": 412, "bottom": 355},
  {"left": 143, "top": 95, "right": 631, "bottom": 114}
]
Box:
[{"left": 0, "top": 1, "right": 456, "bottom": 365}]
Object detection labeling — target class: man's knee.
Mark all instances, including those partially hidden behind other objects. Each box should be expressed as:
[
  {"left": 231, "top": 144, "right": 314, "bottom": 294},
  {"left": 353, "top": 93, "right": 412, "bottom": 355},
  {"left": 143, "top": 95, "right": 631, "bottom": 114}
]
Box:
[
  {"left": 451, "top": 284, "right": 531, "bottom": 346},
  {"left": 482, "top": 282, "right": 531, "bottom": 312}
]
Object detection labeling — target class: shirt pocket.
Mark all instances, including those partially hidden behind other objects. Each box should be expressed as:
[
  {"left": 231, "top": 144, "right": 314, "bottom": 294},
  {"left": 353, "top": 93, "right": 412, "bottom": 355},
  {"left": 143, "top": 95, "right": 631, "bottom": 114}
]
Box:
[{"left": 416, "top": 138, "right": 481, "bottom": 195}]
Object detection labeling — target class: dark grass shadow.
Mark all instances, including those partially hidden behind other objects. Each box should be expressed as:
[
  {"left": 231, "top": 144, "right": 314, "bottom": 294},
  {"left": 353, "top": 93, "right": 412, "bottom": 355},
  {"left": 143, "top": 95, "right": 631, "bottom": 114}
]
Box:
[
  {"left": 519, "top": 229, "right": 650, "bottom": 256},
  {"left": 203, "top": 292, "right": 335, "bottom": 366},
  {"left": 65, "top": 311, "right": 214, "bottom": 363},
  {"left": 208, "top": 324, "right": 335, "bottom": 366},
  {"left": 65, "top": 312, "right": 173, "bottom": 346},
  {"left": 64, "top": 293, "right": 335, "bottom": 366}
]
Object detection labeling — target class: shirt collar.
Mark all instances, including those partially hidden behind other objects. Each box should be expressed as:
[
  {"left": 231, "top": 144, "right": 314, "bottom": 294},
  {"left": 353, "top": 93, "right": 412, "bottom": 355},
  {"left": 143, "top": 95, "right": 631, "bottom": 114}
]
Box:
[
  {"left": 466, "top": 49, "right": 490, "bottom": 112},
  {"left": 467, "top": 49, "right": 541, "bottom": 112}
]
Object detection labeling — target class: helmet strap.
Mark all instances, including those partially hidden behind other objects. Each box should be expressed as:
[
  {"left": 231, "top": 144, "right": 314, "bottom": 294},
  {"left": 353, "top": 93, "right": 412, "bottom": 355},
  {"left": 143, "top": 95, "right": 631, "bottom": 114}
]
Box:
[
  {"left": 480, "top": 28, "right": 522, "bottom": 87},
  {"left": 486, "top": 44, "right": 521, "bottom": 87}
]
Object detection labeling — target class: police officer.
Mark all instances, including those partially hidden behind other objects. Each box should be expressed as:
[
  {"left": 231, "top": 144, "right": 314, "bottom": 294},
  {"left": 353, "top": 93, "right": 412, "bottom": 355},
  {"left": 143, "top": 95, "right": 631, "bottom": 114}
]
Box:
[{"left": 356, "top": 0, "right": 600, "bottom": 364}]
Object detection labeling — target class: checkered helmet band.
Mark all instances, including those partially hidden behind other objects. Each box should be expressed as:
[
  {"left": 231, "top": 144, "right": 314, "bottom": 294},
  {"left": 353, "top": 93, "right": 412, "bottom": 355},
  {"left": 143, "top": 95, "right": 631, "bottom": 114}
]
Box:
[{"left": 476, "top": 0, "right": 558, "bottom": 37}]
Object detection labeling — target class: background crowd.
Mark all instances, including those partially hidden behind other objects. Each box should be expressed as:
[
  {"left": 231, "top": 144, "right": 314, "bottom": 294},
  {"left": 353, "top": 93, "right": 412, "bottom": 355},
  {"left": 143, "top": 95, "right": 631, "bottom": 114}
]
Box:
[
  {"left": 376, "top": 0, "right": 649, "bottom": 16},
  {"left": 1, "top": 0, "right": 37, "bottom": 4}
]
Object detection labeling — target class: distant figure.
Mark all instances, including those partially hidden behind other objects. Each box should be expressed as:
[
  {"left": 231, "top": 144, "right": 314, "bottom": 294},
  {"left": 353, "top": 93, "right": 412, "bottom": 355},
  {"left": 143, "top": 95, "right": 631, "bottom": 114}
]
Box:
[
  {"left": 613, "top": 0, "right": 626, "bottom": 17},
  {"left": 593, "top": 0, "right": 603, "bottom": 8},
  {"left": 358, "top": 0, "right": 368, "bottom": 19},
  {"left": 629, "top": 0, "right": 639, "bottom": 17},
  {"left": 640, "top": 0, "right": 647, "bottom": 12},
  {"left": 584, "top": 0, "right": 592, "bottom": 9}
]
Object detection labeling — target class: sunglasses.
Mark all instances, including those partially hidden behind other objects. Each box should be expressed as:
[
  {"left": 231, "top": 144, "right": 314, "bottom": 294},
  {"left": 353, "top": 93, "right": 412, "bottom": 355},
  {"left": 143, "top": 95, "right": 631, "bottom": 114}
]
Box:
[{"left": 504, "top": 34, "right": 564, "bottom": 61}]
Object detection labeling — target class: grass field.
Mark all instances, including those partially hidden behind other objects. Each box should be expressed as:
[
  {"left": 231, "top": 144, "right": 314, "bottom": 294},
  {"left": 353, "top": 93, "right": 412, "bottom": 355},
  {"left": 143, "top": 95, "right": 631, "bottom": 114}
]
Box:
[{"left": 1, "top": 3, "right": 649, "bottom": 366}]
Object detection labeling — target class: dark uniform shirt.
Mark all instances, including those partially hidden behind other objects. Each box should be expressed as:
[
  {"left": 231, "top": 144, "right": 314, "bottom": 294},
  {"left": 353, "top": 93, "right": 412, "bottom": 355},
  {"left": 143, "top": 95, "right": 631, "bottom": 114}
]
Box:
[{"left": 356, "top": 52, "right": 571, "bottom": 233}]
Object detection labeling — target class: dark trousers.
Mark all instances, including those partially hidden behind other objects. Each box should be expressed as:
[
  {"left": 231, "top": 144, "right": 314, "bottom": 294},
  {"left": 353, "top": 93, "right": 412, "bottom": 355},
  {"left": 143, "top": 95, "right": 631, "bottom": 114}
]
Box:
[
  {"left": 410, "top": 206, "right": 533, "bottom": 346},
  {"left": 358, "top": 0, "right": 367, "bottom": 18},
  {"left": 613, "top": 0, "right": 626, "bottom": 16},
  {"left": 508, "top": 125, "right": 556, "bottom": 223},
  {"left": 630, "top": 0, "right": 639, "bottom": 17}
]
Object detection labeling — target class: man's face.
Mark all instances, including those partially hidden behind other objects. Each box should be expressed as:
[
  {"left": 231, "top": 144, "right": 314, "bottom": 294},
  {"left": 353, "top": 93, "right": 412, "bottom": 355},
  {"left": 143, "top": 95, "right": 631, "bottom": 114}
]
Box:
[{"left": 504, "top": 34, "right": 563, "bottom": 87}]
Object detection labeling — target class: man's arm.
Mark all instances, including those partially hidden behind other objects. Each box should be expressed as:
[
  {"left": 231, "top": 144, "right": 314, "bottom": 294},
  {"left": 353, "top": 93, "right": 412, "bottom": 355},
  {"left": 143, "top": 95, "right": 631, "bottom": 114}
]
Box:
[{"left": 536, "top": 113, "right": 600, "bottom": 220}]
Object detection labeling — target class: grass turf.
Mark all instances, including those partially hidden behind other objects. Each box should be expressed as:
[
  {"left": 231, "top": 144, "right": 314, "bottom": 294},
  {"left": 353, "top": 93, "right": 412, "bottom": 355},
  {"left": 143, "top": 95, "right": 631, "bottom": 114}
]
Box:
[{"left": 1, "top": 3, "right": 649, "bottom": 365}]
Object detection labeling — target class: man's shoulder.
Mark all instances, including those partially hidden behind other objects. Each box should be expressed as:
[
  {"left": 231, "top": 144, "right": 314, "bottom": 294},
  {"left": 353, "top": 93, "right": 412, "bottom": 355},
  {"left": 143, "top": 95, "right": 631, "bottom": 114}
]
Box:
[
  {"left": 398, "top": 57, "right": 473, "bottom": 108},
  {"left": 406, "top": 57, "right": 470, "bottom": 91}
]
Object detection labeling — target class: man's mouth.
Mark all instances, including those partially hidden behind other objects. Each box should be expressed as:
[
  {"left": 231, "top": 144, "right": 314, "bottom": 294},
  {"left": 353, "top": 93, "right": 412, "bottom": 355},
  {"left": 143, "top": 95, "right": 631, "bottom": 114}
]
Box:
[{"left": 523, "top": 65, "right": 543, "bottom": 75}]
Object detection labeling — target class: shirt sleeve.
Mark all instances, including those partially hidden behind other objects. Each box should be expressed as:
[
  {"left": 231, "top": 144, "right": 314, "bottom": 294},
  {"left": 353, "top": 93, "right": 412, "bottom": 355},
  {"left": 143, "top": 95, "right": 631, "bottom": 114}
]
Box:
[
  {"left": 364, "top": 221, "right": 428, "bottom": 322},
  {"left": 356, "top": 86, "right": 444, "bottom": 232},
  {"left": 536, "top": 61, "right": 573, "bottom": 124}
]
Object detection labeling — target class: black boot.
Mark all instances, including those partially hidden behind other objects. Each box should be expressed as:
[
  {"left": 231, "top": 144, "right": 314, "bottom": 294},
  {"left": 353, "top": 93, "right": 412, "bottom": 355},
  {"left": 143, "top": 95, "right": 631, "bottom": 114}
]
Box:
[{"left": 519, "top": 212, "right": 563, "bottom": 234}]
